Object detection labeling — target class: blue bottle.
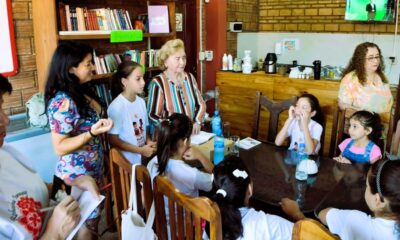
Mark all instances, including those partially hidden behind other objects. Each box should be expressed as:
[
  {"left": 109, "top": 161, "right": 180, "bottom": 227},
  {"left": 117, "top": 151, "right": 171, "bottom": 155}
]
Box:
[
  {"left": 213, "top": 128, "right": 225, "bottom": 165},
  {"left": 212, "top": 111, "right": 222, "bottom": 135}
]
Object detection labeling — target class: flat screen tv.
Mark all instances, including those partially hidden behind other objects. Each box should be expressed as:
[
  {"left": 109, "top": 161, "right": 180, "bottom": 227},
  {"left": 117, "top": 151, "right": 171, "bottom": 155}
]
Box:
[{"left": 345, "top": 0, "right": 397, "bottom": 22}]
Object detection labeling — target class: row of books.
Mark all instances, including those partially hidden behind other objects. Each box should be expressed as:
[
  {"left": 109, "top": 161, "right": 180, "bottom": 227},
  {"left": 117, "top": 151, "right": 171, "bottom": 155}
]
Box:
[
  {"left": 59, "top": 3, "right": 133, "bottom": 31},
  {"left": 94, "top": 84, "right": 112, "bottom": 107},
  {"left": 93, "top": 49, "right": 161, "bottom": 75}
]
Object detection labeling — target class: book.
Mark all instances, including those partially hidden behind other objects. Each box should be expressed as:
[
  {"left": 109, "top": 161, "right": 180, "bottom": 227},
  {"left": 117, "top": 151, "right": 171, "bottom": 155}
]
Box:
[
  {"left": 238, "top": 137, "right": 261, "bottom": 150},
  {"left": 191, "top": 131, "right": 215, "bottom": 145},
  {"left": 148, "top": 5, "right": 169, "bottom": 33}
]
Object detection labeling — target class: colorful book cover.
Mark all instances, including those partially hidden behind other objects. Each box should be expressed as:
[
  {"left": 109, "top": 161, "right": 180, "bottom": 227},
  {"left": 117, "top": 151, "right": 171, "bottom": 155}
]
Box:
[{"left": 148, "top": 5, "right": 169, "bottom": 33}]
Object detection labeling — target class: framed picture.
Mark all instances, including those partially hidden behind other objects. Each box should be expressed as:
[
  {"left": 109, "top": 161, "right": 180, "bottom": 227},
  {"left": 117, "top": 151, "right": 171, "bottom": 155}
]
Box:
[
  {"left": 176, "top": 13, "right": 183, "bottom": 32},
  {"left": 0, "top": 0, "right": 18, "bottom": 76}
]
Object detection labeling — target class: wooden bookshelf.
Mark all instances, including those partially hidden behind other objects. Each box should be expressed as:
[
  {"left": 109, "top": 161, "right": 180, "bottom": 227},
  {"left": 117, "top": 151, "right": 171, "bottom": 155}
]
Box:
[
  {"left": 32, "top": 0, "right": 176, "bottom": 92},
  {"left": 91, "top": 66, "right": 161, "bottom": 80},
  {"left": 58, "top": 30, "right": 175, "bottom": 40}
]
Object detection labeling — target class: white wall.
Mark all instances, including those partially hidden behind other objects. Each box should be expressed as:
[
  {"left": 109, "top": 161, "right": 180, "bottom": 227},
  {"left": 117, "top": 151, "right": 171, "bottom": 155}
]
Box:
[{"left": 237, "top": 32, "right": 400, "bottom": 84}]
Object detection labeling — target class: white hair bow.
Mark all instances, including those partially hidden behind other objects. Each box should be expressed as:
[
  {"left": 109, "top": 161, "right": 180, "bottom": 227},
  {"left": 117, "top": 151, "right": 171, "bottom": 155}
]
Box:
[
  {"left": 216, "top": 189, "right": 227, "bottom": 198},
  {"left": 232, "top": 169, "right": 248, "bottom": 179}
]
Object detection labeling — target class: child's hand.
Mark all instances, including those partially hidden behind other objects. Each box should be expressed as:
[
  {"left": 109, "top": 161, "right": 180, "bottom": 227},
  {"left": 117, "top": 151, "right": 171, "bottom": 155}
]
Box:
[
  {"left": 333, "top": 155, "right": 352, "bottom": 164},
  {"left": 140, "top": 144, "right": 156, "bottom": 157},
  {"left": 64, "top": 175, "right": 100, "bottom": 201},
  {"left": 183, "top": 146, "right": 206, "bottom": 161},
  {"left": 288, "top": 106, "right": 295, "bottom": 120},
  {"left": 299, "top": 110, "right": 311, "bottom": 129},
  {"left": 147, "top": 140, "right": 157, "bottom": 149},
  {"left": 280, "top": 198, "right": 304, "bottom": 220}
]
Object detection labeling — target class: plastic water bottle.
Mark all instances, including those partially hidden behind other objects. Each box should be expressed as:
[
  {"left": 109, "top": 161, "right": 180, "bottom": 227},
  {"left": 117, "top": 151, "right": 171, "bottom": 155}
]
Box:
[
  {"left": 212, "top": 111, "right": 222, "bottom": 135},
  {"left": 297, "top": 141, "right": 308, "bottom": 161},
  {"left": 213, "top": 129, "right": 225, "bottom": 165}
]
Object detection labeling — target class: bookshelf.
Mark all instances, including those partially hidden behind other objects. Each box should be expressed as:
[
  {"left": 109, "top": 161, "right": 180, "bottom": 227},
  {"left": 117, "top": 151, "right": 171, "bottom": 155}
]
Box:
[{"left": 32, "top": 0, "right": 176, "bottom": 93}]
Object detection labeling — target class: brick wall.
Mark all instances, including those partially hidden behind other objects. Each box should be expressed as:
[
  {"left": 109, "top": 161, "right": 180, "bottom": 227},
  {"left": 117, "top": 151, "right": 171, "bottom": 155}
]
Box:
[
  {"left": 3, "top": 0, "right": 37, "bottom": 115},
  {"left": 259, "top": 0, "right": 398, "bottom": 33},
  {"left": 227, "top": 0, "right": 259, "bottom": 56}
]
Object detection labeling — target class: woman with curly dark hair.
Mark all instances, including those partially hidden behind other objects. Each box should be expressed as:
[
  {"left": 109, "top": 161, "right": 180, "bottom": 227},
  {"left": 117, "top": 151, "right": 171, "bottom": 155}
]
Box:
[{"left": 338, "top": 42, "right": 393, "bottom": 113}]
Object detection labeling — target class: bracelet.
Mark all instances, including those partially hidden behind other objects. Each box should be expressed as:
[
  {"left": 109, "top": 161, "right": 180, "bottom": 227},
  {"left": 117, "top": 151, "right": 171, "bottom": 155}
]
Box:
[{"left": 88, "top": 129, "right": 96, "bottom": 137}]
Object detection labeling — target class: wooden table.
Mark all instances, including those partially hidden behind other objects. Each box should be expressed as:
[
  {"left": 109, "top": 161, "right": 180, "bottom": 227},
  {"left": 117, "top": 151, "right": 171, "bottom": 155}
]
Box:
[
  {"left": 239, "top": 142, "right": 344, "bottom": 213},
  {"left": 313, "top": 163, "right": 370, "bottom": 217}
]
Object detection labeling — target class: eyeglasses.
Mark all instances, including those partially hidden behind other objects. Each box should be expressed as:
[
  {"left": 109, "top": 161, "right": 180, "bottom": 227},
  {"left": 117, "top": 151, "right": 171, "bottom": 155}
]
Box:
[{"left": 366, "top": 55, "right": 381, "bottom": 62}]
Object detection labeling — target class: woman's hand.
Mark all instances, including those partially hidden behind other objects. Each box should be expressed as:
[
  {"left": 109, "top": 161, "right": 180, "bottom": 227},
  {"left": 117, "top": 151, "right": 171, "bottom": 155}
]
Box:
[
  {"left": 192, "top": 123, "right": 201, "bottom": 135},
  {"left": 41, "top": 196, "right": 80, "bottom": 240},
  {"left": 333, "top": 155, "right": 352, "bottom": 164},
  {"left": 64, "top": 175, "right": 100, "bottom": 200},
  {"left": 280, "top": 198, "right": 305, "bottom": 221},
  {"left": 288, "top": 106, "right": 295, "bottom": 120},
  {"left": 140, "top": 144, "right": 157, "bottom": 157},
  {"left": 299, "top": 110, "right": 311, "bottom": 129},
  {"left": 90, "top": 118, "right": 113, "bottom": 136}
]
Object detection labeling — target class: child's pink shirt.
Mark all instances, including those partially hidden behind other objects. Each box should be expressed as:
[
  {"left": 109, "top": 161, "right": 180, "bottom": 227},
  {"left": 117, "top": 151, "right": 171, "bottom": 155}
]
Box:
[{"left": 339, "top": 138, "right": 382, "bottom": 163}]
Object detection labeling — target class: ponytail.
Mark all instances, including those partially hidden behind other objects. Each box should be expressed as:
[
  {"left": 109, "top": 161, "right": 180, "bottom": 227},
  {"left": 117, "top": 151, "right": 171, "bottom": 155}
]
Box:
[
  {"left": 156, "top": 113, "right": 192, "bottom": 175},
  {"left": 211, "top": 156, "right": 251, "bottom": 239}
]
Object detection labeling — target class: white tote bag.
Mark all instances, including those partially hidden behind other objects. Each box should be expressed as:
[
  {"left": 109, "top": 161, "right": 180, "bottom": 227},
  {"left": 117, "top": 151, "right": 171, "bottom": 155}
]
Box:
[{"left": 121, "top": 164, "right": 156, "bottom": 240}]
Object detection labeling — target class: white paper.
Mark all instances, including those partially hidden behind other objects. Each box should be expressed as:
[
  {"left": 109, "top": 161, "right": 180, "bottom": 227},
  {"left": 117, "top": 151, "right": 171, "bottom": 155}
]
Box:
[
  {"left": 238, "top": 137, "right": 261, "bottom": 150},
  {"left": 190, "top": 131, "right": 215, "bottom": 145},
  {"left": 66, "top": 187, "right": 105, "bottom": 240}
]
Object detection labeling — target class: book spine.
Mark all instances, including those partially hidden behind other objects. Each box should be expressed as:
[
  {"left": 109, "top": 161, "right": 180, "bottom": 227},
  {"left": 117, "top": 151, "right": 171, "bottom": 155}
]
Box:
[
  {"left": 58, "top": 2, "right": 67, "bottom": 31},
  {"left": 117, "top": 9, "right": 127, "bottom": 30},
  {"left": 125, "top": 10, "right": 133, "bottom": 30},
  {"left": 65, "top": 5, "right": 72, "bottom": 31}
]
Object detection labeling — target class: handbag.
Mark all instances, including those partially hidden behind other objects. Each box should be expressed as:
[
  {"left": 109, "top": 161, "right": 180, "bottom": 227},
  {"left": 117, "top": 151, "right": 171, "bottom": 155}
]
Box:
[{"left": 121, "top": 164, "right": 156, "bottom": 240}]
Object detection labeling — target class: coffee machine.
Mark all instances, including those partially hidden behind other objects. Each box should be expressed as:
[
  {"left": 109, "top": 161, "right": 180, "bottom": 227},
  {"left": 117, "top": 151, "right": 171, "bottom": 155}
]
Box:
[
  {"left": 264, "top": 53, "right": 277, "bottom": 74},
  {"left": 313, "top": 60, "right": 321, "bottom": 80}
]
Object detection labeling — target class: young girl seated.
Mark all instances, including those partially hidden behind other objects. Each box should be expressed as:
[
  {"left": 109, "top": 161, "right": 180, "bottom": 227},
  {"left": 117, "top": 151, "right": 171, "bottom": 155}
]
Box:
[
  {"left": 333, "top": 110, "right": 383, "bottom": 164},
  {"left": 147, "top": 113, "right": 213, "bottom": 197},
  {"left": 212, "top": 155, "right": 294, "bottom": 239},
  {"left": 281, "top": 160, "right": 400, "bottom": 240},
  {"left": 107, "top": 61, "right": 156, "bottom": 164},
  {"left": 275, "top": 93, "right": 324, "bottom": 155}
]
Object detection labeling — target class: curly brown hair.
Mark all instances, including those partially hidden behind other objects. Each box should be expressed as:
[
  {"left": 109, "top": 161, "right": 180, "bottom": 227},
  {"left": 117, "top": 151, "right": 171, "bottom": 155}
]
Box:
[{"left": 342, "top": 42, "right": 388, "bottom": 85}]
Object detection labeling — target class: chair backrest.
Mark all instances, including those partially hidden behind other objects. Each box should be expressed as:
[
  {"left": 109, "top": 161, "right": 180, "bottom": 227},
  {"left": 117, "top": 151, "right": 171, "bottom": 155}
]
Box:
[
  {"left": 252, "top": 91, "right": 296, "bottom": 143},
  {"left": 329, "top": 105, "right": 394, "bottom": 158},
  {"left": 292, "top": 218, "right": 340, "bottom": 240},
  {"left": 109, "top": 148, "right": 153, "bottom": 239},
  {"left": 153, "top": 175, "right": 222, "bottom": 240}
]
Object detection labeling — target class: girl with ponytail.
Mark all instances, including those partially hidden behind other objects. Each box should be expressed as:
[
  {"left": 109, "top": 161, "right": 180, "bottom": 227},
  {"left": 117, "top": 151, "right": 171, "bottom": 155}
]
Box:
[
  {"left": 147, "top": 113, "right": 213, "bottom": 197},
  {"left": 212, "top": 156, "right": 293, "bottom": 240}
]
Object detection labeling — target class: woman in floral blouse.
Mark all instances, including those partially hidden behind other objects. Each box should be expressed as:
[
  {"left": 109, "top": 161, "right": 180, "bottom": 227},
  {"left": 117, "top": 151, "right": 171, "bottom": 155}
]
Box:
[
  {"left": 45, "top": 41, "right": 113, "bottom": 239},
  {"left": 338, "top": 42, "right": 393, "bottom": 113}
]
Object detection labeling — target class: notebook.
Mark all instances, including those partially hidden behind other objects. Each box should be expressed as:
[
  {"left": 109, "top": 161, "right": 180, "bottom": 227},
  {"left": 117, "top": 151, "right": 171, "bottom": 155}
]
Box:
[
  {"left": 238, "top": 137, "right": 261, "bottom": 150},
  {"left": 191, "top": 131, "right": 215, "bottom": 145}
]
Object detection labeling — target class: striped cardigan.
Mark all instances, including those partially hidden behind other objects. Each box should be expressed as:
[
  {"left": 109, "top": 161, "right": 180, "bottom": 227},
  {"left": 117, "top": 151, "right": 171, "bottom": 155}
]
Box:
[{"left": 147, "top": 72, "right": 206, "bottom": 125}]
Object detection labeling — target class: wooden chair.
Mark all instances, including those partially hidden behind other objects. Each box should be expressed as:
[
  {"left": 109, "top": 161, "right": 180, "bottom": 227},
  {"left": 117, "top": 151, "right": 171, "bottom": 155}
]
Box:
[
  {"left": 109, "top": 148, "right": 153, "bottom": 239},
  {"left": 292, "top": 218, "right": 339, "bottom": 240},
  {"left": 153, "top": 175, "right": 222, "bottom": 240},
  {"left": 252, "top": 91, "right": 296, "bottom": 143},
  {"left": 329, "top": 105, "right": 394, "bottom": 158}
]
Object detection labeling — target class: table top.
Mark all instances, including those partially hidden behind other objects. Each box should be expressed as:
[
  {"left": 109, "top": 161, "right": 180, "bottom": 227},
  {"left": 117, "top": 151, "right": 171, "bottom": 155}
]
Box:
[{"left": 239, "top": 142, "right": 366, "bottom": 213}]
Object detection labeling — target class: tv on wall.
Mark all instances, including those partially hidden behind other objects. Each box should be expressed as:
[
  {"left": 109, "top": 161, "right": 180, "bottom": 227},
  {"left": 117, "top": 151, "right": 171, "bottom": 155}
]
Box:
[{"left": 345, "top": 0, "right": 397, "bottom": 22}]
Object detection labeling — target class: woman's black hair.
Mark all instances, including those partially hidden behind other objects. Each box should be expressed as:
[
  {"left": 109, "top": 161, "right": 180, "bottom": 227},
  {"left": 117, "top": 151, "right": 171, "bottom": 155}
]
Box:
[
  {"left": 0, "top": 75, "right": 12, "bottom": 95},
  {"left": 350, "top": 110, "right": 383, "bottom": 144},
  {"left": 157, "top": 113, "right": 192, "bottom": 175},
  {"left": 211, "top": 155, "right": 251, "bottom": 240},
  {"left": 297, "top": 93, "right": 325, "bottom": 126},
  {"left": 44, "top": 41, "right": 102, "bottom": 117},
  {"left": 111, "top": 61, "right": 142, "bottom": 99},
  {"left": 368, "top": 160, "right": 400, "bottom": 237}
]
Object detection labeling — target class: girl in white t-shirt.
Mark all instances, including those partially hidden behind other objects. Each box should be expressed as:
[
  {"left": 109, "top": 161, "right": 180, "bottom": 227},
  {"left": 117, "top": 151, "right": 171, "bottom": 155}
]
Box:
[
  {"left": 281, "top": 160, "right": 400, "bottom": 240},
  {"left": 211, "top": 155, "right": 293, "bottom": 240},
  {"left": 108, "top": 61, "right": 156, "bottom": 164},
  {"left": 275, "top": 93, "right": 324, "bottom": 155},
  {"left": 148, "top": 113, "right": 213, "bottom": 197}
]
